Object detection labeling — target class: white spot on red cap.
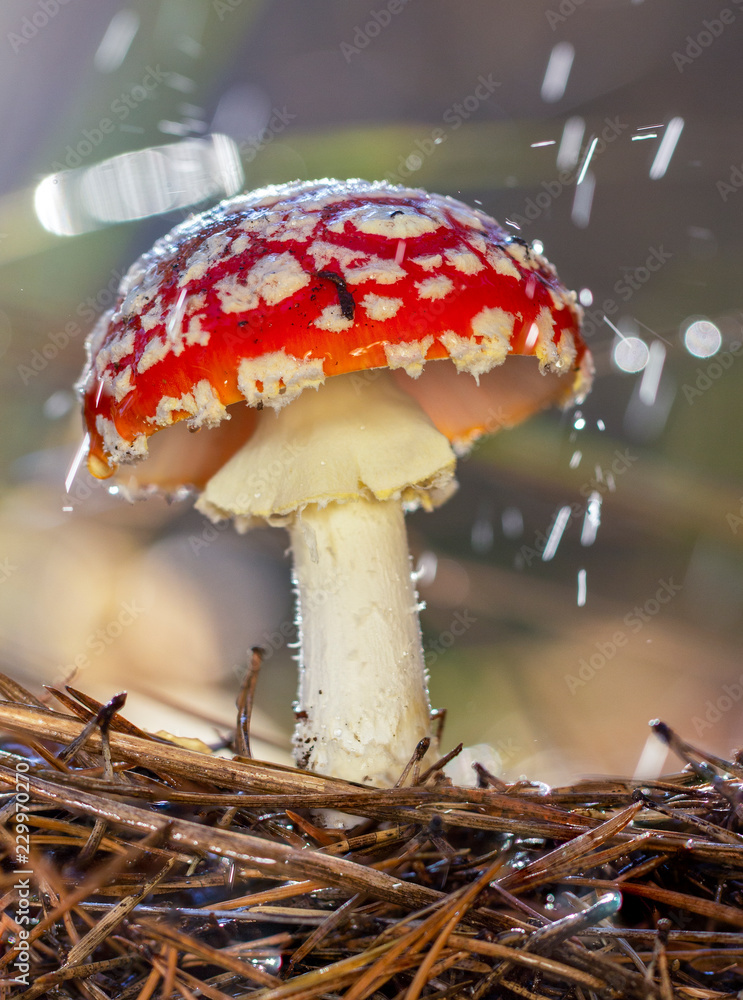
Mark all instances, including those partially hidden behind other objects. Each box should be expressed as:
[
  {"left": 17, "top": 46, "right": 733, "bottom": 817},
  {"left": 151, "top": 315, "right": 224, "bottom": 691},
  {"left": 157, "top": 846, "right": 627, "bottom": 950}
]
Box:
[
  {"left": 239, "top": 210, "right": 318, "bottom": 244},
  {"left": 444, "top": 247, "right": 484, "bottom": 274},
  {"left": 140, "top": 304, "right": 164, "bottom": 332},
  {"left": 117, "top": 261, "right": 163, "bottom": 323},
  {"left": 343, "top": 255, "right": 406, "bottom": 285},
  {"left": 465, "top": 233, "right": 488, "bottom": 254},
  {"left": 486, "top": 247, "right": 521, "bottom": 279},
  {"left": 137, "top": 335, "right": 170, "bottom": 373},
  {"left": 169, "top": 293, "right": 210, "bottom": 356},
  {"left": 410, "top": 254, "right": 443, "bottom": 270},
  {"left": 229, "top": 234, "right": 251, "bottom": 255},
  {"left": 272, "top": 214, "right": 319, "bottom": 242},
  {"left": 533, "top": 306, "right": 576, "bottom": 373},
  {"left": 109, "top": 329, "right": 135, "bottom": 364},
  {"left": 384, "top": 336, "right": 434, "bottom": 378},
  {"left": 439, "top": 307, "right": 515, "bottom": 381},
  {"left": 183, "top": 299, "right": 210, "bottom": 348},
  {"left": 179, "top": 231, "right": 233, "bottom": 286},
  {"left": 95, "top": 415, "right": 148, "bottom": 465},
  {"left": 415, "top": 275, "right": 454, "bottom": 300},
  {"left": 237, "top": 350, "right": 325, "bottom": 410},
  {"left": 313, "top": 304, "right": 354, "bottom": 333},
  {"left": 215, "top": 252, "right": 311, "bottom": 313},
  {"left": 151, "top": 379, "right": 228, "bottom": 428},
  {"left": 362, "top": 293, "right": 404, "bottom": 320},
  {"left": 112, "top": 366, "right": 134, "bottom": 402},
  {"left": 307, "top": 240, "right": 367, "bottom": 271},
  {"left": 446, "top": 204, "right": 486, "bottom": 230},
  {"left": 94, "top": 328, "right": 136, "bottom": 375},
  {"left": 327, "top": 203, "right": 443, "bottom": 238},
  {"left": 507, "top": 241, "right": 557, "bottom": 280},
  {"left": 471, "top": 306, "right": 517, "bottom": 344}
]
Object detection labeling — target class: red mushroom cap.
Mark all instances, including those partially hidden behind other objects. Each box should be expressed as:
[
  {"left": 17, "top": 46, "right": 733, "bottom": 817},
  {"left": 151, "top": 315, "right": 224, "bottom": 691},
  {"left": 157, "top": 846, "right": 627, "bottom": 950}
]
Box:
[{"left": 77, "top": 178, "right": 591, "bottom": 480}]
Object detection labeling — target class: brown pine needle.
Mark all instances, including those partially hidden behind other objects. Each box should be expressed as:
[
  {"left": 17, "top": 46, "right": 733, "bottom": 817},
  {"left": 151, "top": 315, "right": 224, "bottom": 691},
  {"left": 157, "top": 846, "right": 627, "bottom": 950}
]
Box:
[{"left": 235, "top": 646, "right": 264, "bottom": 758}]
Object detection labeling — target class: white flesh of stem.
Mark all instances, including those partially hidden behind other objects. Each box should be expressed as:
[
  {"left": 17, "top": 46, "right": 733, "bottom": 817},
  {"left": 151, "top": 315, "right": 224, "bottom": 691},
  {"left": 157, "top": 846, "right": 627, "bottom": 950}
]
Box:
[{"left": 290, "top": 496, "right": 433, "bottom": 785}]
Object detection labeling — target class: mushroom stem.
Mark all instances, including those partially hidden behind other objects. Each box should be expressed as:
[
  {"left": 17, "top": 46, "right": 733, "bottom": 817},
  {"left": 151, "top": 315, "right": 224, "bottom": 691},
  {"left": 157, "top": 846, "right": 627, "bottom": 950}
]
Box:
[
  {"left": 290, "top": 496, "right": 434, "bottom": 785},
  {"left": 196, "top": 370, "right": 457, "bottom": 785}
]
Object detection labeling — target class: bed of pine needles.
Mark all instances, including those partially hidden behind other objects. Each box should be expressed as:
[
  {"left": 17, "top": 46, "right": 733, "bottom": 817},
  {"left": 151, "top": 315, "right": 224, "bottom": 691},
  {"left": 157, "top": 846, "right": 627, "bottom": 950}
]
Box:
[{"left": 2, "top": 656, "right": 743, "bottom": 1000}]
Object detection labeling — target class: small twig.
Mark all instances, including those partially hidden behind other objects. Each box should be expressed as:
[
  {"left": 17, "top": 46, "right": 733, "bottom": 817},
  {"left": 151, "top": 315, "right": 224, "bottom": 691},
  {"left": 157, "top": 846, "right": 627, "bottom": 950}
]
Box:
[
  {"left": 235, "top": 647, "right": 264, "bottom": 758},
  {"left": 430, "top": 707, "right": 447, "bottom": 746},
  {"left": 395, "top": 738, "right": 431, "bottom": 787},
  {"left": 645, "top": 918, "right": 673, "bottom": 1000},
  {"left": 287, "top": 892, "right": 366, "bottom": 974},
  {"left": 417, "top": 742, "right": 463, "bottom": 786},
  {"left": 80, "top": 693, "right": 127, "bottom": 862},
  {"left": 473, "top": 761, "right": 508, "bottom": 791}
]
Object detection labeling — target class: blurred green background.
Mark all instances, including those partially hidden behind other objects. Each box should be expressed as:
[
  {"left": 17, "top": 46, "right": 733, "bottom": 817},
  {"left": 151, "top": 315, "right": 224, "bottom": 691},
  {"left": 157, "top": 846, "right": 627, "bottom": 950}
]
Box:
[{"left": 1, "top": 0, "right": 742, "bottom": 783}]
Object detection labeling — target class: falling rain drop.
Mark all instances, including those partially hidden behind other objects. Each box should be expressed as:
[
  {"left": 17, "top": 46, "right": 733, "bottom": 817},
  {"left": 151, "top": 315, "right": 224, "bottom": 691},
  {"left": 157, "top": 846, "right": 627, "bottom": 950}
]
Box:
[
  {"left": 415, "top": 551, "right": 438, "bottom": 586},
  {"left": 166, "top": 288, "right": 188, "bottom": 342},
  {"left": 542, "top": 506, "right": 572, "bottom": 562},
  {"left": 577, "top": 568, "right": 587, "bottom": 607},
  {"left": 649, "top": 117, "right": 685, "bottom": 180},
  {"left": 571, "top": 170, "right": 595, "bottom": 228},
  {"left": 471, "top": 512, "right": 494, "bottom": 554},
  {"left": 569, "top": 450, "right": 582, "bottom": 469},
  {"left": 94, "top": 10, "right": 140, "bottom": 74},
  {"left": 637, "top": 341, "right": 667, "bottom": 406},
  {"left": 43, "top": 389, "right": 75, "bottom": 420},
  {"left": 576, "top": 138, "right": 598, "bottom": 186},
  {"left": 524, "top": 322, "right": 539, "bottom": 350},
  {"left": 580, "top": 492, "right": 602, "bottom": 547},
  {"left": 501, "top": 507, "right": 524, "bottom": 539},
  {"left": 65, "top": 434, "right": 90, "bottom": 494},
  {"left": 556, "top": 116, "right": 585, "bottom": 171},
  {"left": 541, "top": 42, "right": 575, "bottom": 103}
]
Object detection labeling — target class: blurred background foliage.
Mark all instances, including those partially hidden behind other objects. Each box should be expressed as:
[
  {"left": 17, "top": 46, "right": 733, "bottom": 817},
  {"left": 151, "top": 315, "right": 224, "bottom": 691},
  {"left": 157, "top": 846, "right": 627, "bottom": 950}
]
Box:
[{"left": 1, "top": 0, "right": 742, "bottom": 782}]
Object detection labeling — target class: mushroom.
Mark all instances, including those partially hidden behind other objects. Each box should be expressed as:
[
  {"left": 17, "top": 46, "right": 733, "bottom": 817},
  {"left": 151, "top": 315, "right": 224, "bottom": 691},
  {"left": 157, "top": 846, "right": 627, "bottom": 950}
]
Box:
[{"left": 77, "top": 178, "right": 592, "bottom": 787}]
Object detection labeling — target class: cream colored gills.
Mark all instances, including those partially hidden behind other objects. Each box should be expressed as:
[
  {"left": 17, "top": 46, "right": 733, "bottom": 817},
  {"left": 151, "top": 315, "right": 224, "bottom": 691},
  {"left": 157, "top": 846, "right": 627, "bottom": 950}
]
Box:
[
  {"left": 196, "top": 370, "right": 457, "bottom": 525},
  {"left": 196, "top": 370, "right": 458, "bottom": 784}
]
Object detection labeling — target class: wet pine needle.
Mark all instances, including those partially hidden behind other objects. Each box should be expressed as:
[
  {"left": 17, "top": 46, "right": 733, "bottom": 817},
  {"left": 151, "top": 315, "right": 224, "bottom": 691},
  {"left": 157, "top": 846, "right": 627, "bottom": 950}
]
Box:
[{"left": 2, "top": 677, "right": 743, "bottom": 998}]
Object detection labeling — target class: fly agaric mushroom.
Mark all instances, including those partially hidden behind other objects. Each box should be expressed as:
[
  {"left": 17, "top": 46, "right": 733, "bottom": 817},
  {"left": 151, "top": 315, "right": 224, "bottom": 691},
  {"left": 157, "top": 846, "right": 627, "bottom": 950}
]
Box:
[{"left": 77, "top": 178, "right": 592, "bottom": 786}]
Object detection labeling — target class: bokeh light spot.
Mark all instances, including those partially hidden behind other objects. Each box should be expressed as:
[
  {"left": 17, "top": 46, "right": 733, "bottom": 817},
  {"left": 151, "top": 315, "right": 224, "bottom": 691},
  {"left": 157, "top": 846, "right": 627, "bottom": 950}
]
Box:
[
  {"left": 613, "top": 336, "right": 649, "bottom": 373},
  {"left": 683, "top": 319, "right": 721, "bottom": 358}
]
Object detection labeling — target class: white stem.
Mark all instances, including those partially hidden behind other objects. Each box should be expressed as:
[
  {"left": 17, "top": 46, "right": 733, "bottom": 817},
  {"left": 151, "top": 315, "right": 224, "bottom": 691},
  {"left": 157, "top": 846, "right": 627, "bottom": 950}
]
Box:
[{"left": 290, "top": 498, "right": 434, "bottom": 785}]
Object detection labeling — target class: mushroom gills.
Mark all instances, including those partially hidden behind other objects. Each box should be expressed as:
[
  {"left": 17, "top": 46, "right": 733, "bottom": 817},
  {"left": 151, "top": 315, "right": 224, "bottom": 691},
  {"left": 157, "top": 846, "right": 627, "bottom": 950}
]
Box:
[{"left": 196, "top": 371, "right": 457, "bottom": 527}]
